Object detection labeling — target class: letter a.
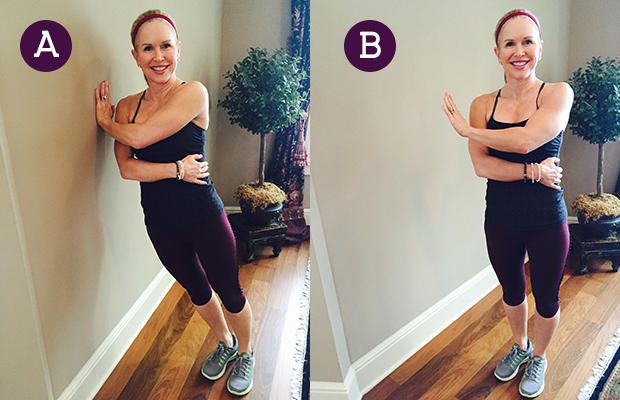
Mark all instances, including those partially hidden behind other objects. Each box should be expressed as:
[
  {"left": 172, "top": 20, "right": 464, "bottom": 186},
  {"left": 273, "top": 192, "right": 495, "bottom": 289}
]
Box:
[
  {"left": 34, "top": 30, "right": 60, "bottom": 58},
  {"left": 360, "top": 31, "right": 381, "bottom": 59}
]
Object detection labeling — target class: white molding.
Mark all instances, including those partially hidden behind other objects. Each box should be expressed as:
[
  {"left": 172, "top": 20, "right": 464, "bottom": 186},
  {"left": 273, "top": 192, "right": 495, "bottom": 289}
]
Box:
[
  {"left": 344, "top": 367, "right": 361, "bottom": 399},
  {"left": 310, "top": 177, "right": 362, "bottom": 400},
  {"left": 57, "top": 269, "right": 175, "bottom": 400},
  {"left": 352, "top": 265, "right": 500, "bottom": 395},
  {"left": 0, "top": 110, "right": 55, "bottom": 399},
  {"left": 310, "top": 381, "right": 349, "bottom": 400}
]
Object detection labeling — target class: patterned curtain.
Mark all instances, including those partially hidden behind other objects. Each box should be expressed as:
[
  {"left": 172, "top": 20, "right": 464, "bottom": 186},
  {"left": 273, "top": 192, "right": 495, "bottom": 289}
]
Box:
[{"left": 266, "top": 0, "right": 310, "bottom": 242}]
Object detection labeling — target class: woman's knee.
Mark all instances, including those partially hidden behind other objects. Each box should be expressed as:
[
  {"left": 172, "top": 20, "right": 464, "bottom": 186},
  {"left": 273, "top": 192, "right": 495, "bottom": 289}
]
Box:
[
  {"left": 220, "top": 290, "right": 246, "bottom": 314},
  {"left": 534, "top": 298, "right": 559, "bottom": 318}
]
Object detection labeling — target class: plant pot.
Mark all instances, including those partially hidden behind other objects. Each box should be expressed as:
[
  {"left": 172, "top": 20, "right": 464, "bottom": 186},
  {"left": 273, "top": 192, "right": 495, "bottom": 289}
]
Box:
[
  {"left": 577, "top": 213, "right": 620, "bottom": 238},
  {"left": 239, "top": 200, "right": 283, "bottom": 226}
]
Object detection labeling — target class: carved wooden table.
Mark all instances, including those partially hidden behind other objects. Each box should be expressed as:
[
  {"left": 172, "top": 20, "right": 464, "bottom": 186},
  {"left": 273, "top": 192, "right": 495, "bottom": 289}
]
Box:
[
  {"left": 227, "top": 213, "right": 287, "bottom": 264},
  {"left": 570, "top": 223, "right": 620, "bottom": 275}
]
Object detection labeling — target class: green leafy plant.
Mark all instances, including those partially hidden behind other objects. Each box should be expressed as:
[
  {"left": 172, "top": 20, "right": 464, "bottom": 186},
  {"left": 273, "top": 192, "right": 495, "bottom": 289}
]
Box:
[
  {"left": 219, "top": 48, "right": 306, "bottom": 195},
  {"left": 568, "top": 56, "right": 620, "bottom": 197}
]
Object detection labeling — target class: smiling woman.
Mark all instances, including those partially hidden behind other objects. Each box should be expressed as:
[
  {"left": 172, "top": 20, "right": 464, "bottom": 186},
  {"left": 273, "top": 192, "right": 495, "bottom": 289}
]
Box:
[
  {"left": 442, "top": 8, "right": 574, "bottom": 399},
  {"left": 93, "top": 9, "right": 256, "bottom": 397}
]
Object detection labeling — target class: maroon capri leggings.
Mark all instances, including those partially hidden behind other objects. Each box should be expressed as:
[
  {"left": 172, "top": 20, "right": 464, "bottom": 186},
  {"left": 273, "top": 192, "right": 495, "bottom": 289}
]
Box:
[
  {"left": 146, "top": 210, "right": 246, "bottom": 313},
  {"left": 484, "top": 220, "right": 570, "bottom": 318}
]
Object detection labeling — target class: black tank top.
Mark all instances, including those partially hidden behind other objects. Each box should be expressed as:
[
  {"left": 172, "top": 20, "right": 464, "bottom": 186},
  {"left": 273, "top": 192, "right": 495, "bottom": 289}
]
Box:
[
  {"left": 485, "top": 82, "right": 567, "bottom": 230},
  {"left": 130, "top": 88, "right": 224, "bottom": 229}
]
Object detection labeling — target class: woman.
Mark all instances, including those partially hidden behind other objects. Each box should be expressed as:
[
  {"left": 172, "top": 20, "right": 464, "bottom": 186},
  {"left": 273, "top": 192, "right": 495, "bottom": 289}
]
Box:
[
  {"left": 94, "top": 10, "right": 254, "bottom": 396},
  {"left": 442, "top": 9, "right": 573, "bottom": 399}
]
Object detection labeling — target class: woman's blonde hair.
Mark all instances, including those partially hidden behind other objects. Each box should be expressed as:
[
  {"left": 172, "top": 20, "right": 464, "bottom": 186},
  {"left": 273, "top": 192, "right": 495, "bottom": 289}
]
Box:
[
  {"left": 130, "top": 9, "right": 178, "bottom": 48},
  {"left": 494, "top": 8, "right": 541, "bottom": 46}
]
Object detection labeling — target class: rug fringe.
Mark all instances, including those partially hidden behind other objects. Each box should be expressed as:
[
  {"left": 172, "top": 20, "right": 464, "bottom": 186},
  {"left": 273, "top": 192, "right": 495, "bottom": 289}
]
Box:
[
  {"left": 578, "top": 325, "right": 620, "bottom": 400},
  {"left": 290, "top": 262, "right": 311, "bottom": 400}
]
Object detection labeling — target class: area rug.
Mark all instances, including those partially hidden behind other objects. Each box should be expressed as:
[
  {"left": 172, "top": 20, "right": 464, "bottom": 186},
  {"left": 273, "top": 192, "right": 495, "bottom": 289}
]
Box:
[
  {"left": 578, "top": 326, "right": 620, "bottom": 400},
  {"left": 291, "top": 262, "right": 311, "bottom": 400}
]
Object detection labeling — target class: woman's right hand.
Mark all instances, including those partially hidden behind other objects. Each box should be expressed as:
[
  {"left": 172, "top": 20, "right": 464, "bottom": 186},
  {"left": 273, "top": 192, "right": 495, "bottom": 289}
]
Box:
[
  {"left": 537, "top": 157, "right": 563, "bottom": 190},
  {"left": 180, "top": 154, "right": 210, "bottom": 185}
]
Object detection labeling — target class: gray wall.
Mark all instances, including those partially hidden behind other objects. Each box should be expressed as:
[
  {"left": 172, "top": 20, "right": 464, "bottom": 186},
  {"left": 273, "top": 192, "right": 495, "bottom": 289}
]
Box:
[
  {"left": 311, "top": 0, "right": 571, "bottom": 371},
  {"left": 0, "top": 1, "right": 222, "bottom": 397},
  {"left": 562, "top": 0, "right": 620, "bottom": 210},
  {"left": 0, "top": 109, "right": 52, "bottom": 400}
]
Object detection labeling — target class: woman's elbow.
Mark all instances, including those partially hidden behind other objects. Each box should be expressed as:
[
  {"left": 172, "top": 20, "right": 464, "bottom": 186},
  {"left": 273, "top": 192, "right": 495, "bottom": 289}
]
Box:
[
  {"left": 515, "top": 144, "right": 532, "bottom": 154},
  {"left": 471, "top": 162, "right": 487, "bottom": 178},
  {"left": 129, "top": 137, "right": 148, "bottom": 150},
  {"left": 118, "top": 164, "right": 134, "bottom": 180}
]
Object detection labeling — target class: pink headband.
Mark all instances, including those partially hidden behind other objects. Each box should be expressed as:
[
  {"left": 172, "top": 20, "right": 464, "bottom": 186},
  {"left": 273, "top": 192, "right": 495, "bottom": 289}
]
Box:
[
  {"left": 131, "top": 13, "right": 177, "bottom": 44},
  {"left": 495, "top": 11, "right": 540, "bottom": 44}
]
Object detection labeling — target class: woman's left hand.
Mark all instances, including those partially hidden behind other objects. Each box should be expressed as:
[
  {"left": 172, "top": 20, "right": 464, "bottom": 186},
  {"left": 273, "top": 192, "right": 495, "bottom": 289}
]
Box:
[
  {"left": 443, "top": 92, "right": 470, "bottom": 138},
  {"left": 94, "top": 80, "right": 115, "bottom": 130}
]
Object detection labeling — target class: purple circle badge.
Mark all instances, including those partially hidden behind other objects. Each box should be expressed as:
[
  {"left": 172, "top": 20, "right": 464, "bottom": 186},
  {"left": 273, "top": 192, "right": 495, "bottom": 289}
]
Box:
[
  {"left": 20, "top": 20, "right": 72, "bottom": 72},
  {"left": 344, "top": 20, "right": 396, "bottom": 72}
]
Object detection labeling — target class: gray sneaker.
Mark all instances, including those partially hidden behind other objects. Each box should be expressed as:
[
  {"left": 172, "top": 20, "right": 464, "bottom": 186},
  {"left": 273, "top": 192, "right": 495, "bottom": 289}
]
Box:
[
  {"left": 227, "top": 352, "right": 254, "bottom": 396},
  {"left": 494, "top": 339, "right": 532, "bottom": 381},
  {"left": 519, "top": 356, "right": 547, "bottom": 398},
  {"left": 201, "top": 335, "right": 238, "bottom": 381}
]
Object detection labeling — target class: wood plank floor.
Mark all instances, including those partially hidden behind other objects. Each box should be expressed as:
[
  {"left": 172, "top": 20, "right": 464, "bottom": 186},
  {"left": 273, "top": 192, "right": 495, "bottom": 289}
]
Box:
[
  {"left": 364, "top": 253, "right": 620, "bottom": 400},
  {"left": 95, "top": 240, "right": 309, "bottom": 400}
]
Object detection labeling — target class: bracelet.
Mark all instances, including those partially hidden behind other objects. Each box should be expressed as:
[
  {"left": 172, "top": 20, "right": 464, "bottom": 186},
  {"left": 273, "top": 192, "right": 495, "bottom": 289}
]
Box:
[
  {"left": 523, "top": 162, "right": 528, "bottom": 183},
  {"left": 536, "top": 163, "right": 541, "bottom": 183},
  {"left": 175, "top": 161, "right": 184, "bottom": 180},
  {"left": 531, "top": 163, "right": 535, "bottom": 183}
]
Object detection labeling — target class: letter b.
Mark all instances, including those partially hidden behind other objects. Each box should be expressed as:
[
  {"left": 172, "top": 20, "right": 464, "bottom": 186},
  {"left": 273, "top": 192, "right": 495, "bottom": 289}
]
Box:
[{"left": 360, "top": 31, "right": 381, "bottom": 59}]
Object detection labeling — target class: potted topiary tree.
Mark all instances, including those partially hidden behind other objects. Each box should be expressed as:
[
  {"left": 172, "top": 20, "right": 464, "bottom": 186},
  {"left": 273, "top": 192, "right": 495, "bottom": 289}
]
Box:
[
  {"left": 568, "top": 56, "right": 620, "bottom": 237},
  {"left": 219, "top": 47, "right": 306, "bottom": 226}
]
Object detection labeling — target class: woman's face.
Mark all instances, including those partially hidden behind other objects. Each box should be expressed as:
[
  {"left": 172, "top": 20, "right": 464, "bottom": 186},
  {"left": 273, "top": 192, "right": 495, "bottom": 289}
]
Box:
[
  {"left": 494, "top": 16, "right": 542, "bottom": 82},
  {"left": 131, "top": 19, "right": 179, "bottom": 84}
]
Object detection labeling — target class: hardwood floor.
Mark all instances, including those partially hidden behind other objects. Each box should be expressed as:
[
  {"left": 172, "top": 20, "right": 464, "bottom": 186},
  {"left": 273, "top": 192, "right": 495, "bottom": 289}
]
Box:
[
  {"left": 95, "top": 240, "right": 309, "bottom": 400},
  {"left": 364, "top": 255, "right": 620, "bottom": 400}
]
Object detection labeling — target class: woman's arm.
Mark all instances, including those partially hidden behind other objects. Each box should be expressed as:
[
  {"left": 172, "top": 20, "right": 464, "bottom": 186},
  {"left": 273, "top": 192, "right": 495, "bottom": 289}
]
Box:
[
  {"left": 444, "top": 83, "right": 574, "bottom": 154},
  {"left": 466, "top": 95, "right": 562, "bottom": 190},
  {"left": 112, "top": 97, "right": 209, "bottom": 184},
  {"left": 95, "top": 80, "right": 208, "bottom": 149}
]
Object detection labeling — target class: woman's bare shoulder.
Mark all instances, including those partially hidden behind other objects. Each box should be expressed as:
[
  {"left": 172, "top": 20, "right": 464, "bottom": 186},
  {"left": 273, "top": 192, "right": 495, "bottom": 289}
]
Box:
[
  {"left": 471, "top": 91, "right": 497, "bottom": 114},
  {"left": 115, "top": 92, "right": 144, "bottom": 122},
  {"left": 541, "top": 81, "right": 573, "bottom": 97},
  {"left": 539, "top": 82, "right": 574, "bottom": 107},
  {"left": 177, "top": 80, "right": 208, "bottom": 98}
]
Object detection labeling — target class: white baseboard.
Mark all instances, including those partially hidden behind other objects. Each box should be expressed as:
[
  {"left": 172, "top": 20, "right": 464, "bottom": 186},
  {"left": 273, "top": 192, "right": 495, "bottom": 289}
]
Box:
[
  {"left": 57, "top": 269, "right": 175, "bottom": 400},
  {"left": 352, "top": 265, "right": 499, "bottom": 395},
  {"left": 311, "top": 366, "right": 360, "bottom": 400},
  {"left": 310, "top": 381, "right": 350, "bottom": 400},
  {"left": 224, "top": 206, "right": 311, "bottom": 224}
]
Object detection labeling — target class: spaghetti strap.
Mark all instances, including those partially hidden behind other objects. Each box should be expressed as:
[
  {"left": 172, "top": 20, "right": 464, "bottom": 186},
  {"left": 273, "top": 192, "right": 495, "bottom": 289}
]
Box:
[
  {"left": 535, "top": 82, "right": 546, "bottom": 109},
  {"left": 130, "top": 91, "right": 146, "bottom": 123},
  {"left": 489, "top": 89, "right": 502, "bottom": 121}
]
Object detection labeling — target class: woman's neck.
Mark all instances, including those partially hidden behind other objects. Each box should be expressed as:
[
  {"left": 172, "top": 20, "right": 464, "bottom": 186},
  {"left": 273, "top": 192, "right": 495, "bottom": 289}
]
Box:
[
  {"left": 502, "top": 75, "right": 541, "bottom": 100},
  {"left": 146, "top": 76, "right": 182, "bottom": 102}
]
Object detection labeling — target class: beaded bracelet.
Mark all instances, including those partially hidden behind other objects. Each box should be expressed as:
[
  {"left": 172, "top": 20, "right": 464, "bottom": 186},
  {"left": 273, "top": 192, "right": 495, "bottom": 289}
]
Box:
[{"left": 523, "top": 162, "right": 528, "bottom": 183}]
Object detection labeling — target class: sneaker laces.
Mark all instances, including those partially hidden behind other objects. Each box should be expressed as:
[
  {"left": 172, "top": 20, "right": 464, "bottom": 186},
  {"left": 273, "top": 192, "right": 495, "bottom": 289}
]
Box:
[
  {"left": 524, "top": 357, "right": 544, "bottom": 380},
  {"left": 503, "top": 344, "right": 523, "bottom": 368},
  {"left": 207, "top": 342, "right": 227, "bottom": 366},
  {"left": 232, "top": 355, "right": 252, "bottom": 379}
]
